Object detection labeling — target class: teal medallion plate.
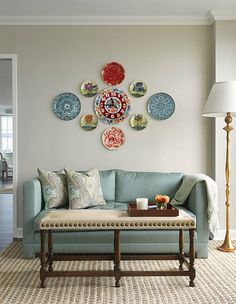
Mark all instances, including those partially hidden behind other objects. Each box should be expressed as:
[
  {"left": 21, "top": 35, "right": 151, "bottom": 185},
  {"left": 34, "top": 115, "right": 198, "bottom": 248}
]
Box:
[
  {"left": 53, "top": 92, "right": 81, "bottom": 120},
  {"left": 147, "top": 92, "right": 175, "bottom": 120}
]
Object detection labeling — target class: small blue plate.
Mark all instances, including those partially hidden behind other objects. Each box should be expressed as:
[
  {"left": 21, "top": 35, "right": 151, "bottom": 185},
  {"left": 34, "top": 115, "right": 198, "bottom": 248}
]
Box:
[
  {"left": 147, "top": 92, "right": 175, "bottom": 120},
  {"left": 52, "top": 92, "right": 81, "bottom": 120}
]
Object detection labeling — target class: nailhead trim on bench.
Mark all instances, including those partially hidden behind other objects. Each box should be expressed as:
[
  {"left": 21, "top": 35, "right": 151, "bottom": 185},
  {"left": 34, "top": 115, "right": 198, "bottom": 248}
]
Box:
[
  {"left": 39, "top": 210, "right": 196, "bottom": 231},
  {"left": 40, "top": 220, "right": 196, "bottom": 230}
]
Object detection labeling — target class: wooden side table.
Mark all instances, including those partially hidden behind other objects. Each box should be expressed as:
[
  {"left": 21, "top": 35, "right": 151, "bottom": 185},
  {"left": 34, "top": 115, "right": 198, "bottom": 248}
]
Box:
[{"left": 39, "top": 209, "right": 196, "bottom": 288}]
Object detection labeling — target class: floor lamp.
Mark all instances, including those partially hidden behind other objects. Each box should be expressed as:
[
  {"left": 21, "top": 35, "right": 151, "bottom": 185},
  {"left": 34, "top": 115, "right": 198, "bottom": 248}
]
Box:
[{"left": 202, "top": 81, "right": 236, "bottom": 252}]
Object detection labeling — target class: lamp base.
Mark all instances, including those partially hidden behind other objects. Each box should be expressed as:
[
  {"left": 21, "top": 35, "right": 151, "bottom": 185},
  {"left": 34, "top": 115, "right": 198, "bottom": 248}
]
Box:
[
  {"left": 217, "top": 245, "right": 236, "bottom": 253},
  {"left": 217, "top": 233, "right": 236, "bottom": 252}
]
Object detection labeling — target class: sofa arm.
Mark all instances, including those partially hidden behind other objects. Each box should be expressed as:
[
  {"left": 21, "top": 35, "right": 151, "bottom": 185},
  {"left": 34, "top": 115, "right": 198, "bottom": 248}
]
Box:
[
  {"left": 185, "top": 181, "right": 208, "bottom": 245},
  {"left": 23, "top": 178, "right": 43, "bottom": 244}
]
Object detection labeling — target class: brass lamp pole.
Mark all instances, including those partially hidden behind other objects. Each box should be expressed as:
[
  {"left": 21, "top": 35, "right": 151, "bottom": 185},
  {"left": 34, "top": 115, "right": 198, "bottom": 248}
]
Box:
[
  {"left": 218, "top": 112, "right": 236, "bottom": 252},
  {"left": 202, "top": 81, "right": 236, "bottom": 252}
]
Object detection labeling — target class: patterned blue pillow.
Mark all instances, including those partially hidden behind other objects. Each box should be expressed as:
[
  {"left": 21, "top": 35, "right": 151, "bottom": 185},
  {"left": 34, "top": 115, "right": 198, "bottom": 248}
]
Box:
[
  {"left": 65, "top": 168, "right": 106, "bottom": 209},
  {"left": 38, "top": 168, "right": 68, "bottom": 209}
]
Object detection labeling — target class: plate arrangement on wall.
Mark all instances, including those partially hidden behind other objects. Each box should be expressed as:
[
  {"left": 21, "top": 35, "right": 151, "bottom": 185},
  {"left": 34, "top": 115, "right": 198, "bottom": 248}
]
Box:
[
  {"left": 147, "top": 92, "right": 175, "bottom": 120},
  {"left": 102, "top": 127, "right": 125, "bottom": 150},
  {"left": 52, "top": 92, "right": 81, "bottom": 120},
  {"left": 94, "top": 88, "right": 131, "bottom": 124},
  {"left": 50, "top": 60, "right": 176, "bottom": 151},
  {"left": 101, "top": 62, "right": 125, "bottom": 86}
]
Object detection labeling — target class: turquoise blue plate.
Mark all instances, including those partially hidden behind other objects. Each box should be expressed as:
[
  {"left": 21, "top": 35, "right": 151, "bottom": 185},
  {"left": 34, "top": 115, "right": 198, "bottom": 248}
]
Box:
[
  {"left": 147, "top": 92, "right": 175, "bottom": 120},
  {"left": 53, "top": 92, "right": 81, "bottom": 120}
]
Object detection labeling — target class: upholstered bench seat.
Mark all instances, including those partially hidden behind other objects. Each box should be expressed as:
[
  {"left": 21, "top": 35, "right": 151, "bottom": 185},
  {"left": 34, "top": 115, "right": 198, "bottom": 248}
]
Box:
[
  {"left": 39, "top": 209, "right": 196, "bottom": 230},
  {"left": 33, "top": 203, "right": 196, "bottom": 231}
]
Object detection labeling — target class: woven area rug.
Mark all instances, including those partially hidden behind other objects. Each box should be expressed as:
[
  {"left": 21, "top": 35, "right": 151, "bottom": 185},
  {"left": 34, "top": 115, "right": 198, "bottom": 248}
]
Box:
[{"left": 0, "top": 241, "right": 236, "bottom": 304}]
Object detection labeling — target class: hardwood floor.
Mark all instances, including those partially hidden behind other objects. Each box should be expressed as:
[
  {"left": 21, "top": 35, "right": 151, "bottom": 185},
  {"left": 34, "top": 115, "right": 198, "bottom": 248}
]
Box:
[
  {"left": 0, "top": 179, "right": 13, "bottom": 194},
  {"left": 0, "top": 193, "right": 13, "bottom": 251}
]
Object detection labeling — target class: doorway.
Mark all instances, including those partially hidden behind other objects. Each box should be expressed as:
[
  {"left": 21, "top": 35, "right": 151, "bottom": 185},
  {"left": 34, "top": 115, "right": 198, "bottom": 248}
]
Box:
[{"left": 0, "top": 55, "right": 17, "bottom": 251}]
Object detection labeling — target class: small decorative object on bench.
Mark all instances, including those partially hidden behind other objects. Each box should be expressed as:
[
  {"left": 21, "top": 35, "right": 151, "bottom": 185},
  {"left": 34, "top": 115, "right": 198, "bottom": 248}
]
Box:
[
  {"left": 128, "top": 202, "right": 179, "bottom": 217},
  {"left": 136, "top": 197, "right": 148, "bottom": 210},
  {"left": 155, "top": 194, "right": 170, "bottom": 209}
]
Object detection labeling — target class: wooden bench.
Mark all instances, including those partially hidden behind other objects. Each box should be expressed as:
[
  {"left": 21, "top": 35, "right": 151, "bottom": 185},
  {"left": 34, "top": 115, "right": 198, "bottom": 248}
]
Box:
[{"left": 39, "top": 209, "right": 196, "bottom": 288}]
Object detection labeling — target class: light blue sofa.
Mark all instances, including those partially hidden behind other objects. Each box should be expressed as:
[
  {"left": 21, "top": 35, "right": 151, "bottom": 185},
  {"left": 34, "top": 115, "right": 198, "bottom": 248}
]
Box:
[{"left": 23, "top": 169, "right": 208, "bottom": 259}]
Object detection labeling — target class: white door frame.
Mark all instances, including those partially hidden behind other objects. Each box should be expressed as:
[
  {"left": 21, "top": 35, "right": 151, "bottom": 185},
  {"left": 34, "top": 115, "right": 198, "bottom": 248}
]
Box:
[{"left": 0, "top": 54, "right": 18, "bottom": 238}]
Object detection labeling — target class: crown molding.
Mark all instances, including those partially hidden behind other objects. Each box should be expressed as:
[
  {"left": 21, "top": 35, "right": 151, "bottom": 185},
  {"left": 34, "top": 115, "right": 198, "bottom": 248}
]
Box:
[
  {"left": 0, "top": 15, "right": 212, "bottom": 25},
  {"left": 210, "top": 11, "right": 236, "bottom": 21}
]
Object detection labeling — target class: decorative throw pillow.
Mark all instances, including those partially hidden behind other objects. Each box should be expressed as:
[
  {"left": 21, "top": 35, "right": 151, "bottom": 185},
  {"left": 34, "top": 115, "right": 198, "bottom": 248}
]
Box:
[
  {"left": 65, "top": 168, "right": 106, "bottom": 209},
  {"left": 38, "top": 168, "right": 68, "bottom": 209}
]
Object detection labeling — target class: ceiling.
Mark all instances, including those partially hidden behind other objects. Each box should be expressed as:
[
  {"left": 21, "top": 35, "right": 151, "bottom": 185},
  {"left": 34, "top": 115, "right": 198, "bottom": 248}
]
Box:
[{"left": 0, "top": 0, "right": 236, "bottom": 24}]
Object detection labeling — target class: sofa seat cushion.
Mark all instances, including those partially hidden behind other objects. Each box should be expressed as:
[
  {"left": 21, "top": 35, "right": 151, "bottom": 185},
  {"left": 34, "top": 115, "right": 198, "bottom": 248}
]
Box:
[
  {"left": 33, "top": 203, "right": 195, "bottom": 232},
  {"left": 116, "top": 170, "right": 183, "bottom": 202},
  {"left": 88, "top": 201, "right": 128, "bottom": 211}
]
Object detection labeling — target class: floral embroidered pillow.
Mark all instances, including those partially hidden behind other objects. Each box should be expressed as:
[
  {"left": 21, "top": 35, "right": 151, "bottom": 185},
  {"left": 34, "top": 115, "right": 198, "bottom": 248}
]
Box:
[
  {"left": 38, "top": 168, "right": 68, "bottom": 209},
  {"left": 65, "top": 168, "right": 106, "bottom": 209}
]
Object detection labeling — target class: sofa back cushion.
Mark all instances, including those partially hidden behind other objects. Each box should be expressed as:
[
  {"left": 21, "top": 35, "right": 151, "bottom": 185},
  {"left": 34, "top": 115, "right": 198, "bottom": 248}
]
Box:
[
  {"left": 99, "top": 170, "right": 116, "bottom": 201},
  {"left": 115, "top": 170, "right": 183, "bottom": 202}
]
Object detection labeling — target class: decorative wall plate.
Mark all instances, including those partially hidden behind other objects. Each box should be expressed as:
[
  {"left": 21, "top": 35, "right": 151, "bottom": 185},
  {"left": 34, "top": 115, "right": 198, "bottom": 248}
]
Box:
[
  {"left": 129, "top": 114, "right": 148, "bottom": 130},
  {"left": 129, "top": 81, "right": 147, "bottom": 98},
  {"left": 94, "top": 88, "right": 131, "bottom": 124},
  {"left": 102, "top": 127, "right": 125, "bottom": 150},
  {"left": 147, "top": 92, "right": 175, "bottom": 120},
  {"left": 80, "top": 114, "right": 98, "bottom": 131},
  {"left": 52, "top": 92, "right": 81, "bottom": 120},
  {"left": 101, "top": 62, "right": 125, "bottom": 86},
  {"left": 80, "top": 81, "right": 98, "bottom": 97}
]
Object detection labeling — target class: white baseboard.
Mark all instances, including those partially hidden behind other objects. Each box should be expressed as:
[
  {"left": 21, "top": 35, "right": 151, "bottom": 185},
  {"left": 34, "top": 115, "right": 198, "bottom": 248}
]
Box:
[
  {"left": 15, "top": 228, "right": 23, "bottom": 239},
  {"left": 14, "top": 228, "right": 236, "bottom": 241},
  {"left": 213, "top": 229, "right": 236, "bottom": 240}
]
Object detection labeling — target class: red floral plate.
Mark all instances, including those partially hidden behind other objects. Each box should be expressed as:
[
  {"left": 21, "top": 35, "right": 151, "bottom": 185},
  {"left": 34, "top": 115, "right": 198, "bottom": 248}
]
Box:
[
  {"left": 102, "top": 127, "right": 125, "bottom": 150},
  {"left": 101, "top": 62, "right": 125, "bottom": 86}
]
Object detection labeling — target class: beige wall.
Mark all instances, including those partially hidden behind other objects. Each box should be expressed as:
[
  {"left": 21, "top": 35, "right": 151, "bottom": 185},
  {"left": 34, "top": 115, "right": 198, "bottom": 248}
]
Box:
[
  {"left": 0, "top": 25, "right": 213, "bottom": 228},
  {"left": 214, "top": 21, "right": 236, "bottom": 230},
  {"left": 0, "top": 59, "right": 12, "bottom": 109}
]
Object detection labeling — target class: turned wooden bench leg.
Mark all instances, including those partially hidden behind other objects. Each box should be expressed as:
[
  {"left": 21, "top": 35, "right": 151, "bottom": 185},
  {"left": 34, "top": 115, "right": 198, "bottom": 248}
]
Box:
[
  {"left": 189, "top": 229, "right": 196, "bottom": 287},
  {"left": 40, "top": 230, "right": 46, "bottom": 288},
  {"left": 114, "top": 229, "right": 121, "bottom": 287},
  {"left": 179, "top": 229, "right": 184, "bottom": 270},
  {"left": 48, "top": 230, "right": 53, "bottom": 272}
]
